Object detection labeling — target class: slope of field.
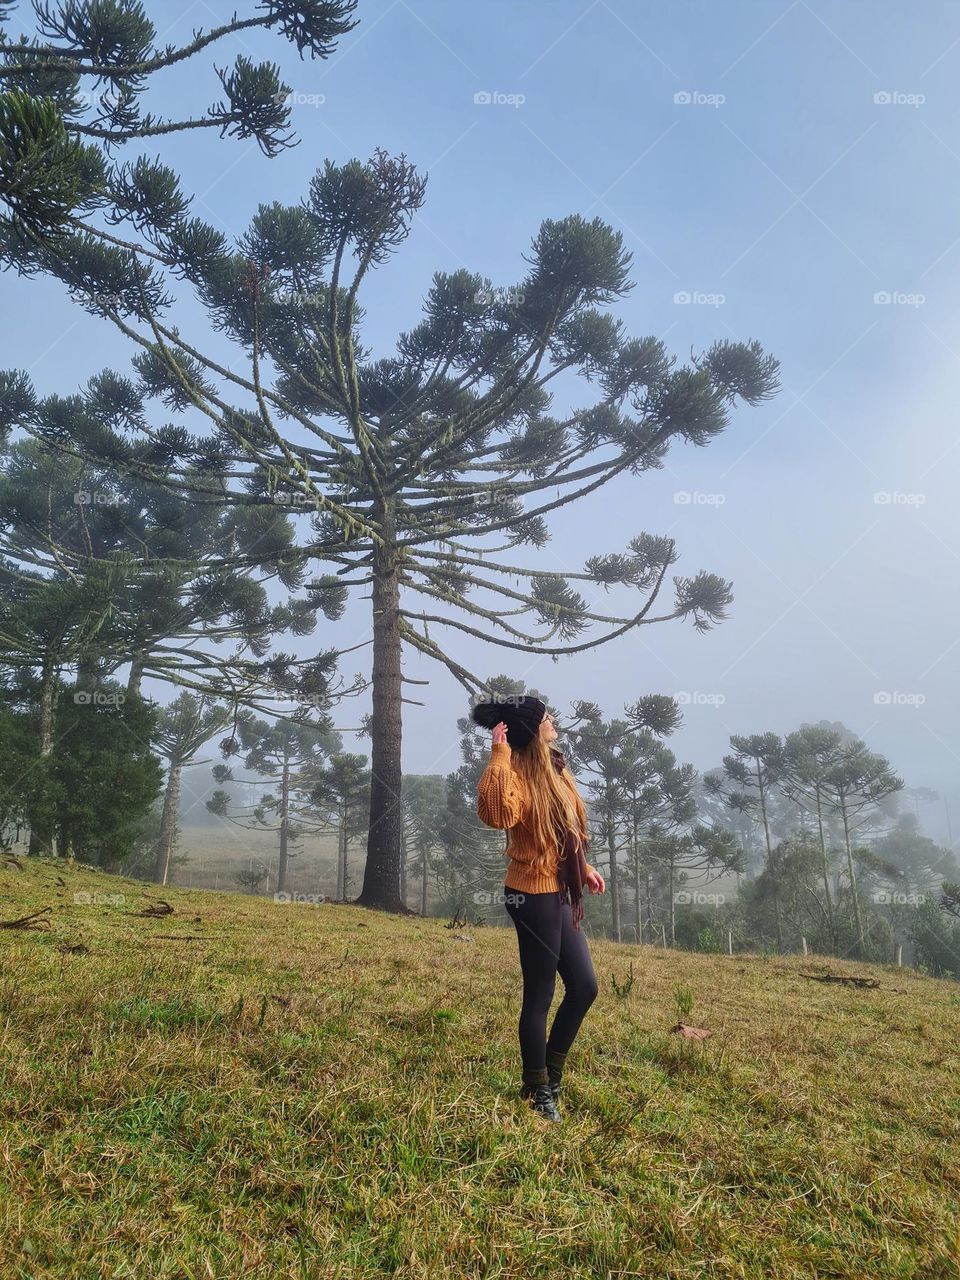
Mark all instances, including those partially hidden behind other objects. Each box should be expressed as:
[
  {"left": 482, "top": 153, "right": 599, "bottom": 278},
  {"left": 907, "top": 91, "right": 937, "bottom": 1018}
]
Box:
[{"left": 0, "top": 858, "right": 958, "bottom": 1280}]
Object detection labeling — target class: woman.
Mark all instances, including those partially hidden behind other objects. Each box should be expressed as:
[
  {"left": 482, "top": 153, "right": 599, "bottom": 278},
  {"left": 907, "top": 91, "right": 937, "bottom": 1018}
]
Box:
[{"left": 472, "top": 694, "right": 606, "bottom": 1122}]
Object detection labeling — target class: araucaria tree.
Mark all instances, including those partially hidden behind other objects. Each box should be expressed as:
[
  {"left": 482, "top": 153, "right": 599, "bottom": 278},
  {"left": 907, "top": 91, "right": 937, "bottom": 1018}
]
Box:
[
  {"left": 0, "top": 0, "right": 360, "bottom": 239},
  {"left": 207, "top": 711, "right": 339, "bottom": 895},
  {"left": 1, "top": 148, "right": 780, "bottom": 911},
  {"left": 152, "top": 693, "right": 230, "bottom": 886},
  {"left": 306, "top": 749, "right": 370, "bottom": 901},
  {"left": 566, "top": 696, "right": 688, "bottom": 943},
  {"left": 707, "top": 734, "right": 787, "bottom": 947}
]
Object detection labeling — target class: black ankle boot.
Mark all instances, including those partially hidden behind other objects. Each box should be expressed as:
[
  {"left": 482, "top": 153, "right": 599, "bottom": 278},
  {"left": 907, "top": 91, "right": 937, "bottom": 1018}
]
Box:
[{"left": 520, "top": 1081, "right": 561, "bottom": 1122}]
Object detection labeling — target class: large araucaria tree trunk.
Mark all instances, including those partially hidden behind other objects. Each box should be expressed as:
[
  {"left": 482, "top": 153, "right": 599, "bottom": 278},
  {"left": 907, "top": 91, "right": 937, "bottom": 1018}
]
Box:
[{"left": 357, "top": 510, "right": 408, "bottom": 911}]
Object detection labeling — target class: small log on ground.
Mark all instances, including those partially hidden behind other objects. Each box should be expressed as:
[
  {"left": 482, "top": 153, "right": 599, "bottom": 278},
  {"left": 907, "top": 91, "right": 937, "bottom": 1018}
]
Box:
[{"left": 799, "top": 972, "right": 880, "bottom": 989}]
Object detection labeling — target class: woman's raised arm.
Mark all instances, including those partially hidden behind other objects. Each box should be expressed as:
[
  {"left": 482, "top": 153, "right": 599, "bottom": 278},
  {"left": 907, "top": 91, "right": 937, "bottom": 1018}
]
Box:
[{"left": 477, "top": 723, "right": 525, "bottom": 829}]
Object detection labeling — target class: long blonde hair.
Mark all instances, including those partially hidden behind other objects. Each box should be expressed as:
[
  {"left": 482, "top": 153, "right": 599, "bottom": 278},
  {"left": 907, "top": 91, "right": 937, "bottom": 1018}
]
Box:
[{"left": 511, "top": 731, "right": 586, "bottom": 868}]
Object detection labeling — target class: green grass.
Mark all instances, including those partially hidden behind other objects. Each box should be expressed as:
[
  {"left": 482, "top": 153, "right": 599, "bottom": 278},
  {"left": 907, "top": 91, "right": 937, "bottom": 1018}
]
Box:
[{"left": 1, "top": 859, "right": 958, "bottom": 1279}]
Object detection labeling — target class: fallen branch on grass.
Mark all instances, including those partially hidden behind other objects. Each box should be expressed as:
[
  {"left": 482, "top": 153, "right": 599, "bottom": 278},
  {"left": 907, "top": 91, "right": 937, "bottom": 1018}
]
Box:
[
  {"left": 128, "top": 899, "right": 175, "bottom": 919},
  {"left": 0, "top": 906, "right": 52, "bottom": 930},
  {"left": 799, "top": 972, "right": 880, "bottom": 989}
]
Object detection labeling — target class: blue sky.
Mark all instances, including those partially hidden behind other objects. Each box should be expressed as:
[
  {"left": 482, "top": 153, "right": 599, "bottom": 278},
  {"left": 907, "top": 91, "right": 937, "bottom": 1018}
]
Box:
[{"left": 5, "top": 0, "right": 960, "bottom": 840}]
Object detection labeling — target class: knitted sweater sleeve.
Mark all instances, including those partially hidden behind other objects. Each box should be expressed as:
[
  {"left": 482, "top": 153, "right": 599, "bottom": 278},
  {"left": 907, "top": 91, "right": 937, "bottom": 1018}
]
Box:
[{"left": 477, "top": 742, "right": 525, "bottom": 828}]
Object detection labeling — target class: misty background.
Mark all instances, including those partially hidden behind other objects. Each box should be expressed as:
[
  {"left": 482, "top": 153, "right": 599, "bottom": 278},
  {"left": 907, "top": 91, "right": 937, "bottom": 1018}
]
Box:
[{"left": 5, "top": 0, "right": 958, "bottom": 843}]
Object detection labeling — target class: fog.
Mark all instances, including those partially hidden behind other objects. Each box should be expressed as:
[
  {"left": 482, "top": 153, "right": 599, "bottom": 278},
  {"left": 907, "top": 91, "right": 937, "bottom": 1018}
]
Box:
[{"left": 6, "top": 0, "right": 959, "bottom": 839}]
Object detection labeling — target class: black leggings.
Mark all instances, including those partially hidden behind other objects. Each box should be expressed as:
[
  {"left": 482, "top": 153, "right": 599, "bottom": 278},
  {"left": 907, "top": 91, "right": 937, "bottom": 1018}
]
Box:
[{"left": 503, "top": 889, "right": 599, "bottom": 1071}]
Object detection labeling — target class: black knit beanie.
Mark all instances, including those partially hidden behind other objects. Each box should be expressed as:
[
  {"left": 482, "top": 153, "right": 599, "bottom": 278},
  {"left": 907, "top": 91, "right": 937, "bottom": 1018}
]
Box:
[{"left": 470, "top": 694, "right": 546, "bottom": 750}]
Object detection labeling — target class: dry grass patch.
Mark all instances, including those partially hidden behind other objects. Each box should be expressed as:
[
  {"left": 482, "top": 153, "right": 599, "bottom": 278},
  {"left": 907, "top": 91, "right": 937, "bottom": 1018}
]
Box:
[{"left": 1, "top": 858, "right": 958, "bottom": 1279}]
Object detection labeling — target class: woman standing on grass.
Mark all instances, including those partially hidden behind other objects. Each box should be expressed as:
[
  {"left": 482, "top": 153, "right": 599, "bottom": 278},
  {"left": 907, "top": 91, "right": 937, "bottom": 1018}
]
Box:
[{"left": 472, "top": 695, "right": 606, "bottom": 1123}]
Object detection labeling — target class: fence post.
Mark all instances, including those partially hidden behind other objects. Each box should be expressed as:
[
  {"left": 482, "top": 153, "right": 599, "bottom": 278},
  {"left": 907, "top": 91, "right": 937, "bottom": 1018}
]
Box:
[
  {"left": 801, "top": 936, "right": 808, "bottom": 956},
  {"left": 896, "top": 943, "right": 903, "bottom": 967},
  {"left": 728, "top": 929, "right": 733, "bottom": 957}
]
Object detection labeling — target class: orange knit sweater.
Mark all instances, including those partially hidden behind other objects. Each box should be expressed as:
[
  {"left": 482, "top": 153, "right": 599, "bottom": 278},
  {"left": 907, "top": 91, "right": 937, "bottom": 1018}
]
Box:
[{"left": 476, "top": 742, "right": 597, "bottom": 893}]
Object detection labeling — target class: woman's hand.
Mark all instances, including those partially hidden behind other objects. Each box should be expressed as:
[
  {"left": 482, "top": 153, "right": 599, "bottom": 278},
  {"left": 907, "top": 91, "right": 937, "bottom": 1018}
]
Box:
[
  {"left": 585, "top": 868, "right": 606, "bottom": 894},
  {"left": 492, "top": 722, "right": 508, "bottom": 746}
]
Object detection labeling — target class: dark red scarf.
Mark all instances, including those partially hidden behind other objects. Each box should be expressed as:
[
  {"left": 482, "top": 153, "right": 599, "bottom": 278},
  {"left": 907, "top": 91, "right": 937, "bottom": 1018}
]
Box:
[{"left": 550, "top": 746, "right": 591, "bottom": 930}]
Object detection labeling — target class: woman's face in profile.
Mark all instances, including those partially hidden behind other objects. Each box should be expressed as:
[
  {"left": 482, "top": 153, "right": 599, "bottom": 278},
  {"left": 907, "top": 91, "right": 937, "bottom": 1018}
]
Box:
[{"left": 539, "top": 712, "right": 558, "bottom": 743}]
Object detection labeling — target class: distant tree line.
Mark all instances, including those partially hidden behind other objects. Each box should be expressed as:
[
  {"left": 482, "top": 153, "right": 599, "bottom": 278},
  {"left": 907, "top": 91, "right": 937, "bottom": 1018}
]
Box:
[
  {"left": 417, "top": 677, "right": 960, "bottom": 978},
  {"left": 4, "top": 649, "right": 960, "bottom": 977}
]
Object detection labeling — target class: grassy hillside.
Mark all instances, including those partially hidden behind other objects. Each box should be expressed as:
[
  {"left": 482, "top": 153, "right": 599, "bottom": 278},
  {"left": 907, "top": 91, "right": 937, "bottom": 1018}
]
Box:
[{"left": 1, "top": 859, "right": 958, "bottom": 1280}]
